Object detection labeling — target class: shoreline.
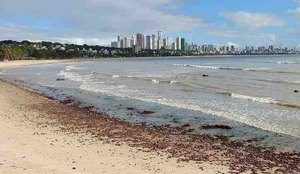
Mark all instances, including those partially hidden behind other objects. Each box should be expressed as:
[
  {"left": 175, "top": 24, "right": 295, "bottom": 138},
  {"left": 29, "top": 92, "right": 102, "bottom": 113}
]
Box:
[
  {"left": 0, "top": 58, "right": 98, "bottom": 69},
  {"left": 0, "top": 79, "right": 226, "bottom": 174},
  {"left": 1, "top": 60, "right": 300, "bottom": 173},
  {"left": 0, "top": 53, "right": 299, "bottom": 67}
]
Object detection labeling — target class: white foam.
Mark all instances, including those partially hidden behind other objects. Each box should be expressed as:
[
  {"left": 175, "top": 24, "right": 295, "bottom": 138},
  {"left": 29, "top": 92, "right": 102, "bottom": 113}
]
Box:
[
  {"left": 152, "top": 79, "right": 160, "bottom": 84},
  {"left": 173, "top": 63, "right": 270, "bottom": 72},
  {"left": 65, "top": 65, "right": 84, "bottom": 71},
  {"left": 78, "top": 79, "right": 300, "bottom": 138},
  {"left": 173, "top": 64, "right": 219, "bottom": 70},
  {"left": 58, "top": 70, "right": 94, "bottom": 82},
  {"left": 243, "top": 68, "right": 270, "bottom": 72},
  {"left": 170, "top": 80, "right": 178, "bottom": 84},
  {"left": 112, "top": 75, "right": 120, "bottom": 78},
  {"left": 277, "top": 61, "right": 295, "bottom": 64},
  {"left": 231, "top": 93, "right": 276, "bottom": 104}
]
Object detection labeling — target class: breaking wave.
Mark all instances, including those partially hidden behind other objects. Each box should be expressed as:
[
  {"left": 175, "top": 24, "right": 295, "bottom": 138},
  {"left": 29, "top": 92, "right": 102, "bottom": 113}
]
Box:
[
  {"left": 277, "top": 61, "right": 298, "bottom": 64},
  {"left": 217, "top": 92, "right": 300, "bottom": 109},
  {"left": 173, "top": 63, "right": 299, "bottom": 74}
]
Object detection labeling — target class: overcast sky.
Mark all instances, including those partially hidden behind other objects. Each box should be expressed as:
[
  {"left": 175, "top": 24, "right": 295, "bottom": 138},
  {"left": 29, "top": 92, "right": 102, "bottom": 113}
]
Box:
[{"left": 0, "top": 0, "right": 300, "bottom": 47}]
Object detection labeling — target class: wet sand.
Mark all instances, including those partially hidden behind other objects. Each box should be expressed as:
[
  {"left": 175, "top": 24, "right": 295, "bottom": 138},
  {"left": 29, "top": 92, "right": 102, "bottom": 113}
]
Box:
[{"left": 1, "top": 60, "right": 300, "bottom": 173}]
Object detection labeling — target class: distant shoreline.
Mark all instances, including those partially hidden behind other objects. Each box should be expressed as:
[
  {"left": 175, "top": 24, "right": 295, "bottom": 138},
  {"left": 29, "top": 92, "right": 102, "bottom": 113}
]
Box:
[{"left": 1, "top": 54, "right": 299, "bottom": 67}]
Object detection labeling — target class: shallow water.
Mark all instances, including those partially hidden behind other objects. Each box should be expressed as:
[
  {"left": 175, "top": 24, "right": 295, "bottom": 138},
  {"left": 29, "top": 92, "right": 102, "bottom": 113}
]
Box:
[{"left": 1, "top": 55, "right": 300, "bottom": 152}]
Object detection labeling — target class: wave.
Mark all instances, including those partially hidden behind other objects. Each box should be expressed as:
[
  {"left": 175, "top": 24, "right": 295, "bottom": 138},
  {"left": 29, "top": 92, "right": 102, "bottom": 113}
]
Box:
[
  {"left": 173, "top": 63, "right": 219, "bottom": 70},
  {"left": 231, "top": 93, "right": 277, "bottom": 104},
  {"left": 79, "top": 82, "right": 300, "bottom": 138},
  {"left": 152, "top": 79, "right": 159, "bottom": 84},
  {"left": 151, "top": 79, "right": 180, "bottom": 85},
  {"left": 173, "top": 63, "right": 268, "bottom": 71},
  {"left": 254, "top": 79, "right": 300, "bottom": 85},
  {"left": 217, "top": 92, "right": 300, "bottom": 109},
  {"left": 65, "top": 65, "right": 84, "bottom": 71},
  {"left": 277, "top": 61, "right": 298, "bottom": 64},
  {"left": 170, "top": 80, "right": 178, "bottom": 84},
  {"left": 58, "top": 69, "right": 94, "bottom": 82},
  {"left": 173, "top": 63, "right": 299, "bottom": 74},
  {"left": 112, "top": 75, "right": 120, "bottom": 78}
]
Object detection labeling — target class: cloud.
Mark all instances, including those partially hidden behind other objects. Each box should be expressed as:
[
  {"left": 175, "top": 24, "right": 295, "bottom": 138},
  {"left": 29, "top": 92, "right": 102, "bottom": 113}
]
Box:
[
  {"left": 221, "top": 11, "right": 285, "bottom": 29},
  {"left": 206, "top": 29, "right": 277, "bottom": 46},
  {"left": 0, "top": 24, "right": 48, "bottom": 41},
  {"left": 289, "top": 7, "right": 300, "bottom": 21},
  {"left": 0, "top": 0, "right": 204, "bottom": 45}
]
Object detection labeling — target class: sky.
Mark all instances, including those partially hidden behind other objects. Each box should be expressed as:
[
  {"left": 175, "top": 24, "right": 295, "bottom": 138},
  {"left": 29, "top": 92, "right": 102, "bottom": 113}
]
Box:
[{"left": 0, "top": 0, "right": 300, "bottom": 48}]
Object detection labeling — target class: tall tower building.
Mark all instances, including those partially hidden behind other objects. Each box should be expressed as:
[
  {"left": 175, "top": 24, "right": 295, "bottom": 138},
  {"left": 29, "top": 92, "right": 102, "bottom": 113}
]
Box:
[
  {"left": 136, "top": 33, "right": 145, "bottom": 49},
  {"left": 166, "top": 37, "right": 172, "bottom": 49},
  {"left": 111, "top": 41, "right": 118, "bottom": 48},
  {"left": 163, "top": 39, "right": 167, "bottom": 49},
  {"left": 158, "top": 31, "right": 162, "bottom": 40},
  {"left": 146, "top": 35, "right": 152, "bottom": 49},
  {"left": 124, "top": 37, "right": 131, "bottom": 48},
  {"left": 117, "top": 35, "right": 122, "bottom": 42},
  {"left": 157, "top": 31, "right": 163, "bottom": 50},
  {"left": 117, "top": 35, "right": 122, "bottom": 48},
  {"left": 120, "top": 38, "right": 125, "bottom": 48},
  {"left": 171, "top": 42, "right": 176, "bottom": 50},
  {"left": 151, "top": 34, "right": 157, "bottom": 50},
  {"left": 130, "top": 35, "right": 135, "bottom": 48},
  {"left": 181, "top": 38, "right": 185, "bottom": 51},
  {"left": 176, "top": 37, "right": 181, "bottom": 50}
]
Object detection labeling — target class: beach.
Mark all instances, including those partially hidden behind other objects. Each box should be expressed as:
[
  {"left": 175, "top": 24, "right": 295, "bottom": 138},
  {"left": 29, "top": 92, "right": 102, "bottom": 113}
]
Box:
[
  {"left": 0, "top": 60, "right": 227, "bottom": 174},
  {"left": 1, "top": 59, "right": 300, "bottom": 174}
]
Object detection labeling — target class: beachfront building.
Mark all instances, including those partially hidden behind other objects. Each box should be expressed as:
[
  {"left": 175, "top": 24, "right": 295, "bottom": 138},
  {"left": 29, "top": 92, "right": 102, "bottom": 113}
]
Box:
[
  {"left": 151, "top": 34, "right": 157, "bottom": 50},
  {"left": 124, "top": 37, "right": 131, "bottom": 48},
  {"left": 136, "top": 33, "right": 145, "bottom": 50},
  {"left": 130, "top": 35, "right": 135, "bottom": 48},
  {"left": 111, "top": 41, "right": 118, "bottom": 48},
  {"left": 171, "top": 42, "right": 176, "bottom": 50},
  {"left": 166, "top": 37, "right": 172, "bottom": 49},
  {"left": 157, "top": 31, "right": 163, "bottom": 50},
  {"left": 181, "top": 38, "right": 185, "bottom": 51},
  {"left": 146, "top": 35, "right": 152, "bottom": 49},
  {"left": 176, "top": 37, "right": 181, "bottom": 50}
]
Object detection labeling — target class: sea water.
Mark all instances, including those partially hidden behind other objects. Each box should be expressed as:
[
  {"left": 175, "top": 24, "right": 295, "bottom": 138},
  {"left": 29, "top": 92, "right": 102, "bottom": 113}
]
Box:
[{"left": 1, "top": 55, "right": 300, "bottom": 151}]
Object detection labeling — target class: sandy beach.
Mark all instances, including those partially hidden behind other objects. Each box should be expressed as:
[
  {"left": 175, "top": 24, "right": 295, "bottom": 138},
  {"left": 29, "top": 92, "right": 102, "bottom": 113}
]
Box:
[
  {"left": 0, "top": 60, "right": 227, "bottom": 174},
  {"left": 1, "top": 60, "right": 300, "bottom": 174}
]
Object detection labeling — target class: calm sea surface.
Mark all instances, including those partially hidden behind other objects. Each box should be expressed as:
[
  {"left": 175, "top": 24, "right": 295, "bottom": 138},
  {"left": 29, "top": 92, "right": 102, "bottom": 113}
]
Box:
[{"left": 1, "top": 55, "right": 300, "bottom": 151}]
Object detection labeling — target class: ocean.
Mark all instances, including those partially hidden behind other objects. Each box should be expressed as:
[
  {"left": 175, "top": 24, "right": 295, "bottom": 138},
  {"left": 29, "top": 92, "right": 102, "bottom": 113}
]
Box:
[{"left": 1, "top": 55, "right": 300, "bottom": 151}]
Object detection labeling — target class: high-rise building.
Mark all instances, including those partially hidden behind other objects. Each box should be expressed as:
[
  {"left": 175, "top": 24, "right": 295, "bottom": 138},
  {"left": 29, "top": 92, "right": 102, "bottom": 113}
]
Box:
[
  {"left": 171, "top": 42, "right": 176, "bottom": 50},
  {"left": 124, "top": 36, "right": 131, "bottom": 48},
  {"left": 231, "top": 45, "right": 235, "bottom": 52},
  {"left": 130, "top": 35, "right": 135, "bottom": 48},
  {"left": 181, "top": 38, "right": 185, "bottom": 51},
  {"left": 208, "top": 45, "right": 214, "bottom": 52},
  {"left": 158, "top": 31, "right": 162, "bottom": 40},
  {"left": 176, "top": 37, "right": 181, "bottom": 50},
  {"left": 120, "top": 38, "right": 125, "bottom": 48},
  {"left": 151, "top": 34, "right": 157, "bottom": 50},
  {"left": 163, "top": 39, "right": 167, "bottom": 49},
  {"left": 146, "top": 35, "right": 152, "bottom": 49},
  {"left": 166, "top": 37, "right": 172, "bottom": 49},
  {"left": 111, "top": 41, "right": 118, "bottom": 48},
  {"left": 117, "top": 35, "right": 122, "bottom": 42},
  {"left": 157, "top": 31, "right": 163, "bottom": 50},
  {"left": 136, "top": 33, "right": 145, "bottom": 49}
]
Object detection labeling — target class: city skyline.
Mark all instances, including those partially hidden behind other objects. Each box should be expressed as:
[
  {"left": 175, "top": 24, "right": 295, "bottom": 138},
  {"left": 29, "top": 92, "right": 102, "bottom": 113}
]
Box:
[
  {"left": 110, "top": 30, "right": 298, "bottom": 54},
  {"left": 0, "top": 0, "right": 300, "bottom": 48}
]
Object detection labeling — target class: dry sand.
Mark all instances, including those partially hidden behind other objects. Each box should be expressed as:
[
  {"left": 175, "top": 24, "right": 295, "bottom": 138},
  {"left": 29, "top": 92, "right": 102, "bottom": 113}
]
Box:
[{"left": 0, "top": 60, "right": 228, "bottom": 174}]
